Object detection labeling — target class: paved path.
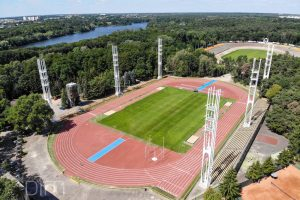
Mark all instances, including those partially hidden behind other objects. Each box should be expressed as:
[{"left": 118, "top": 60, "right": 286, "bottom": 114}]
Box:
[{"left": 54, "top": 77, "right": 247, "bottom": 199}]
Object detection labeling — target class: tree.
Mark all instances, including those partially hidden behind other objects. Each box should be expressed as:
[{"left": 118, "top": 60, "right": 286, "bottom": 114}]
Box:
[
  {"left": 288, "top": 128, "right": 300, "bottom": 156},
  {"left": 0, "top": 178, "right": 21, "bottom": 200},
  {"left": 276, "top": 149, "right": 294, "bottom": 168},
  {"left": 7, "top": 93, "right": 54, "bottom": 134},
  {"left": 167, "top": 50, "right": 196, "bottom": 77},
  {"left": 134, "top": 58, "right": 148, "bottom": 80},
  {"left": 266, "top": 106, "right": 292, "bottom": 135},
  {"left": 0, "top": 40, "right": 9, "bottom": 50},
  {"left": 246, "top": 161, "right": 263, "bottom": 182},
  {"left": 262, "top": 157, "right": 276, "bottom": 176},
  {"left": 0, "top": 89, "right": 10, "bottom": 130},
  {"left": 219, "top": 169, "right": 240, "bottom": 200},
  {"left": 204, "top": 187, "right": 222, "bottom": 200},
  {"left": 265, "top": 84, "right": 282, "bottom": 100},
  {"left": 86, "top": 70, "right": 114, "bottom": 99},
  {"left": 61, "top": 88, "right": 69, "bottom": 109}
]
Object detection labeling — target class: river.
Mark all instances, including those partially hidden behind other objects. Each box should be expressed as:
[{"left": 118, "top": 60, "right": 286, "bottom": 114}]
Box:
[{"left": 24, "top": 22, "right": 148, "bottom": 48}]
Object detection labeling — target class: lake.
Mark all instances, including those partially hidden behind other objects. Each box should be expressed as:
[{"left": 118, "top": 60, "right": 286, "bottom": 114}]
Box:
[{"left": 24, "top": 22, "right": 148, "bottom": 48}]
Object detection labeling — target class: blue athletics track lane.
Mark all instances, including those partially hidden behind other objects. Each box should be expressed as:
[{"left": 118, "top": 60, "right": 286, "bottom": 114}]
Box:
[
  {"left": 88, "top": 138, "right": 125, "bottom": 163},
  {"left": 198, "top": 80, "right": 217, "bottom": 91}
]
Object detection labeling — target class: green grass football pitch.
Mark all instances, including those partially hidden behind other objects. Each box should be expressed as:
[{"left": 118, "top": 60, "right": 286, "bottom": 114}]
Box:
[
  {"left": 98, "top": 87, "right": 229, "bottom": 153},
  {"left": 222, "top": 49, "right": 267, "bottom": 60}
]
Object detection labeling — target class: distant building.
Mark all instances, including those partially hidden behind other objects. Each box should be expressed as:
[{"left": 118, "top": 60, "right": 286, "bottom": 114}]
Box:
[
  {"left": 23, "top": 16, "right": 39, "bottom": 21},
  {"left": 279, "top": 15, "right": 300, "bottom": 19}
]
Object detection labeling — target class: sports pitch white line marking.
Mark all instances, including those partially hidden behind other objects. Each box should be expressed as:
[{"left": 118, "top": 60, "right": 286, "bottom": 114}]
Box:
[{"left": 104, "top": 110, "right": 116, "bottom": 116}]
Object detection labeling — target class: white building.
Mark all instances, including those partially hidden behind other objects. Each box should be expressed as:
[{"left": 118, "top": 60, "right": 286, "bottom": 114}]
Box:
[{"left": 23, "top": 16, "right": 39, "bottom": 21}]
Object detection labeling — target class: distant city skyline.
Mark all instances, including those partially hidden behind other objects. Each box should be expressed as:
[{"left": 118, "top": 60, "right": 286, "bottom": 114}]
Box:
[{"left": 1, "top": 0, "right": 300, "bottom": 18}]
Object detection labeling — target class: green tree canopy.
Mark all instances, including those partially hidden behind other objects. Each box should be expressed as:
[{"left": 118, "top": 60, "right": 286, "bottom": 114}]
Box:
[
  {"left": 246, "top": 161, "right": 263, "bottom": 182},
  {"left": 262, "top": 157, "right": 276, "bottom": 176},
  {"left": 0, "top": 89, "right": 10, "bottom": 130},
  {"left": 276, "top": 149, "right": 295, "bottom": 168},
  {"left": 7, "top": 93, "right": 54, "bottom": 134},
  {"left": 167, "top": 49, "right": 221, "bottom": 77},
  {"left": 288, "top": 127, "right": 300, "bottom": 156},
  {"left": 219, "top": 169, "right": 240, "bottom": 200},
  {"left": 86, "top": 70, "right": 114, "bottom": 100},
  {"left": 61, "top": 88, "right": 69, "bottom": 109},
  {"left": 204, "top": 187, "right": 222, "bottom": 200},
  {"left": 0, "top": 178, "right": 21, "bottom": 200},
  {"left": 265, "top": 84, "right": 282, "bottom": 100}
]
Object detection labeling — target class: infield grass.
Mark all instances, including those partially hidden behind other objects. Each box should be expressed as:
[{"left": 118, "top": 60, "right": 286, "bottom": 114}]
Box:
[
  {"left": 223, "top": 49, "right": 267, "bottom": 60},
  {"left": 99, "top": 87, "right": 228, "bottom": 153}
]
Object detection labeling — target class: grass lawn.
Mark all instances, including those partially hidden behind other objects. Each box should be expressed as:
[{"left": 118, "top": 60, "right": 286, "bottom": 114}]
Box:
[
  {"left": 223, "top": 49, "right": 267, "bottom": 60},
  {"left": 98, "top": 87, "right": 228, "bottom": 153}
]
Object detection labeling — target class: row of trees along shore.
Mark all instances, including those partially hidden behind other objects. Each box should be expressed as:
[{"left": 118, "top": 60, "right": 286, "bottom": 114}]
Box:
[{"left": 0, "top": 15, "right": 147, "bottom": 50}]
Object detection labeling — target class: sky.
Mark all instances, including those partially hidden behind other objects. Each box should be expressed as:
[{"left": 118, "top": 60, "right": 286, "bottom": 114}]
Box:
[{"left": 1, "top": 0, "right": 300, "bottom": 18}]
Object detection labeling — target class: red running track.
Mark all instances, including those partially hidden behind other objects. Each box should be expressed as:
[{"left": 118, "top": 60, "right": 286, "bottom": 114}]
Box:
[{"left": 54, "top": 77, "right": 248, "bottom": 198}]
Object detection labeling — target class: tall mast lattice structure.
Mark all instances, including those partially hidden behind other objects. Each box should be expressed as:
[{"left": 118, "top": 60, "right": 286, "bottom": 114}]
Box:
[
  {"left": 243, "top": 58, "right": 262, "bottom": 127},
  {"left": 263, "top": 41, "right": 274, "bottom": 79},
  {"left": 200, "top": 87, "right": 221, "bottom": 189},
  {"left": 37, "top": 58, "right": 52, "bottom": 104},
  {"left": 157, "top": 38, "right": 163, "bottom": 79},
  {"left": 112, "top": 45, "right": 121, "bottom": 96}
]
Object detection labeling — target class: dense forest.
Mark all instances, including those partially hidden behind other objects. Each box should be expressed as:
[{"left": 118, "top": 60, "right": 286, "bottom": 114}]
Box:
[{"left": 150, "top": 15, "right": 300, "bottom": 46}]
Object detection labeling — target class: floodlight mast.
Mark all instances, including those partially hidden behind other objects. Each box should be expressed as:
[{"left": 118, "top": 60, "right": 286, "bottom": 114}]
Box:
[
  {"left": 200, "top": 87, "right": 221, "bottom": 189},
  {"left": 263, "top": 42, "right": 274, "bottom": 79},
  {"left": 243, "top": 58, "right": 262, "bottom": 127},
  {"left": 112, "top": 45, "right": 121, "bottom": 96},
  {"left": 157, "top": 38, "right": 163, "bottom": 79},
  {"left": 37, "top": 58, "right": 52, "bottom": 104}
]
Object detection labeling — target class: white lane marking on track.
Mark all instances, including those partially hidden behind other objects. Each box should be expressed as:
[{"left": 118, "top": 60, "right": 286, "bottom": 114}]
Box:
[
  {"left": 88, "top": 112, "right": 97, "bottom": 116},
  {"left": 168, "top": 165, "right": 192, "bottom": 175},
  {"left": 180, "top": 84, "right": 197, "bottom": 88}
]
